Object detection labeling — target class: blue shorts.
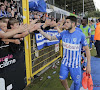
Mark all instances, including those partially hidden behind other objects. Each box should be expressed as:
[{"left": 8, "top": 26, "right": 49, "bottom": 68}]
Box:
[
  {"left": 90, "top": 35, "right": 94, "bottom": 41},
  {"left": 59, "top": 64, "right": 81, "bottom": 81}
]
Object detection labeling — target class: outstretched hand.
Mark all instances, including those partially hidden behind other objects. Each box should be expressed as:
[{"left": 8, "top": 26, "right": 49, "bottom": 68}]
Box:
[
  {"left": 45, "top": 19, "right": 51, "bottom": 26},
  {"left": 18, "top": 24, "right": 28, "bottom": 33}
]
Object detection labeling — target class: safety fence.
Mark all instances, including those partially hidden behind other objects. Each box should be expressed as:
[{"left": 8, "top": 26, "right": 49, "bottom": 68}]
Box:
[
  {"left": 22, "top": 0, "right": 63, "bottom": 86},
  {"left": 29, "top": 33, "right": 61, "bottom": 78}
]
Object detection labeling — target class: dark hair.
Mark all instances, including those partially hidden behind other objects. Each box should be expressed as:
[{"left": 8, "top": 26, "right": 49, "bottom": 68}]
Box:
[
  {"left": 1, "top": 17, "right": 10, "bottom": 24},
  {"left": 1, "top": 17, "right": 10, "bottom": 20},
  {"left": 0, "top": 4, "right": 5, "bottom": 7},
  {"left": 7, "top": 18, "right": 19, "bottom": 29},
  {"left": 66, "top": 16, "right": 77, "bottom": 26},
  {"left": 91, "top": 20, "right": 94, "bottom": 23},
  {"left": 83, "top": 17, "right": 88, "bottom": 23},
  {"left": 98, "top": 18, "right": 100, "bottom": 22}
]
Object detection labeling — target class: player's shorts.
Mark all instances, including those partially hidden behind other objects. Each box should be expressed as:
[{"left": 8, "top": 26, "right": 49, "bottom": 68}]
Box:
[
  {"left": 59, "top": 64, "right": 81, "bottom": 82},
  {"left": 90, "top": 35, "right": 94, "bottom": 41}
]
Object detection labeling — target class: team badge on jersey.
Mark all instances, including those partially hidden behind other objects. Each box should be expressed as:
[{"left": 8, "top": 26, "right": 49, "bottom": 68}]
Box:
[{"left": 73, "top": 38, "right": 77, "bottom": 42}]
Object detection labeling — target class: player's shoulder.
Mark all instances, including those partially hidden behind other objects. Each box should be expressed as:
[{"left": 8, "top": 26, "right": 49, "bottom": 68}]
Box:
[
  {"left": 61, "top": 30, "right": 68, "bottom": 34},
  {"left": 75, "top": 29, "right": 84, "bottom": 36},
  {"left": 87, "top": 25, "right": 90, "bottom": 28},
  {"left": 62, "top": 30, "right": 68, "bottom": 32},
  {"left": 76, "top": 27, "right": 82, "bottom": 32}
]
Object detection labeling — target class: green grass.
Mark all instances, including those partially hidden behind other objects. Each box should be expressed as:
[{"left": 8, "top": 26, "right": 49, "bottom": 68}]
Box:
[
  {"left": 24, "top": 63, "right": 72, "bottom": 90},
  {"left": 90, "top": 45, "right": 97, "bottom": 56},
  {"left": 24, "top": 45, "right": 96, "bottom": 90}
]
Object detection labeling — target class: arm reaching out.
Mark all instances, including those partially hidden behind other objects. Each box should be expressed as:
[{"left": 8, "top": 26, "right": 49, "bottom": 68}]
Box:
[
  {"left": 38, "top": 29, "right": 58, "bottom": 41},
  {"left": 2, "top": 39, "right": 21, "bottom": 44},
  {"left": 0, "top": 24, "right": 27, "bottom": 39},
  {"left": 56, "top": 26, "right": 62, "bottom": 33}
]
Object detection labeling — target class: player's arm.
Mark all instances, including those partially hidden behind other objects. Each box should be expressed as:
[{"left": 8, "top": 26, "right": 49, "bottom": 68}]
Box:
[
  {"left": 86, "top": 28, "right": 91, "bottom": 39},
  {"left": 60, "top": 16, "right": 65, "bottom": 26},
  {"left": 91, "top": 28, "right": 95, "bottom": 31},
  {"left": 56, "top": 26, "right": 62, "bottom": 33},
  {"left": 32, "top": 22, "right": 58, "bottom": 41},
  {"left": 91, "top": 29, "right": 95, "bottom": 31},
  {"left": 38, "top": 29, "right": 58, "bottom": 41},
  {"left": 83, "top": 45, "right": 91, "bottom": 74},
  {"left": 81, "top": 33, "right": 91, "bottom": 74},
  {"left": 87, "top": 32, "right": 91, "bottom": 39}
]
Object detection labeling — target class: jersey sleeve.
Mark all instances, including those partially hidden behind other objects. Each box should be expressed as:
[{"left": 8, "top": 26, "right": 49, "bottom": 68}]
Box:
[
  {"left": 94, "top": 24, "right": 96, "bottom": 29},
  {"left": 81, "top": 33, "right": 88, "bottom": 46},
  {"left": 56, "top": 31, "right": 65, "bottom": 40},
  {"left": 88, "top": 28, "right": 91, "bottom": 33},
  {"left": 79, "top": 25, "right": 81, "bottom": 28},
  {"left": 79, "top": 28, "right": 82, "bottom": 32}
]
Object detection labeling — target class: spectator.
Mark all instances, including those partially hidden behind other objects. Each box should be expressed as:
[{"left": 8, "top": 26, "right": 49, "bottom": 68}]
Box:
[
  {"left": 0, "top": 20, "right": 27, "bottom": 39},
  {"left": 7, "top": 7, "right": 12, "bottom": 17},
  {"left": 0, "top": 4, "right": 7, "bottom": 17}
]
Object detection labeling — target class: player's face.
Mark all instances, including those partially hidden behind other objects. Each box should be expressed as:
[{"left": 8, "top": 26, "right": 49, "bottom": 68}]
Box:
[
  {"left": 65, "top": 19, "right": 72, "bottom": 31},
  {"left": 90, "top": 21, "right": 93, "bottom": 25},
  {"left": 82, "top": 19, "right": 87, "bottom": 26},
  {"left": 97, "top": 20, "right": 99, "bottom": 23},
  {"left": 89, "top": 22, "right": 91, "bottom": 26}
]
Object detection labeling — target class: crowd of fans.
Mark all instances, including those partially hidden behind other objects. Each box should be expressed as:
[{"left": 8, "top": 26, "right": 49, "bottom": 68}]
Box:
[
  {"left": 0, "top": 0, "right": 19, "bottom": 18},
  {"left": 0, "top": 0, "right": 99, "bottom": 55},
  {"left": 0, "top": 1, "right": 99, "bottom": 57},
  {"left": 0, "top": 0, "right": 67, "bottom": 46}
]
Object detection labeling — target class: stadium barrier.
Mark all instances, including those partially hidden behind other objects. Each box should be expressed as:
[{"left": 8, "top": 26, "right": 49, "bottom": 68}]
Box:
[{"left": 22, "top": 0, "right": 63, "bottom": 86}]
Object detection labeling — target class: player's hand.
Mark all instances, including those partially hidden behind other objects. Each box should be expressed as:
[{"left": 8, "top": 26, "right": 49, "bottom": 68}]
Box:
[{"left": 86, "top": 64, "right": 91, "bottom": 74}]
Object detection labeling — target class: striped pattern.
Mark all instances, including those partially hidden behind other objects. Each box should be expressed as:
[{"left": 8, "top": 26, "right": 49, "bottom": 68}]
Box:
[{"left": 56, "top": 30, "right": 87, "bottom": 68}]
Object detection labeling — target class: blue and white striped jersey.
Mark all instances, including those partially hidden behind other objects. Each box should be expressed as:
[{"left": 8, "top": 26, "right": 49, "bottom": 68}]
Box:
[{"left": 56, "top": 29, "right": 88, "bottom": 68}]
